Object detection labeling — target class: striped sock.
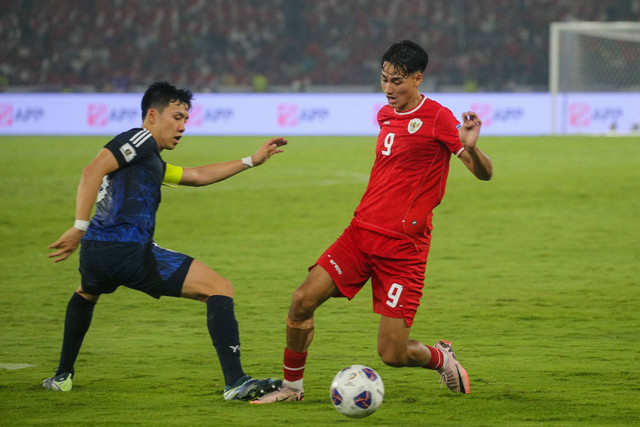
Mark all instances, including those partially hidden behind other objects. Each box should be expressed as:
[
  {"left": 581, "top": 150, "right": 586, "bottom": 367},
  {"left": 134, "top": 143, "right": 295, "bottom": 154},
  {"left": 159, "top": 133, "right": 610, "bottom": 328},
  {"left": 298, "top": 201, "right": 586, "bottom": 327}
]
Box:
[
  {"left": 424, "top": 345, "right": 447, "bottom": 370},
  {"left": 283, "top": 348, "right": 307, "bottom": 390}
]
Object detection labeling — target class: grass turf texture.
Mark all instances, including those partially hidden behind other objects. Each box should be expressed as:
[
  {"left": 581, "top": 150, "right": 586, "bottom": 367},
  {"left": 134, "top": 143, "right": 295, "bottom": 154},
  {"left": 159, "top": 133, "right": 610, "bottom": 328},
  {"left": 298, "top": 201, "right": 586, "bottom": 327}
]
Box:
[{"left": 0, "top": 135, "right": 638, "bottom": 426}]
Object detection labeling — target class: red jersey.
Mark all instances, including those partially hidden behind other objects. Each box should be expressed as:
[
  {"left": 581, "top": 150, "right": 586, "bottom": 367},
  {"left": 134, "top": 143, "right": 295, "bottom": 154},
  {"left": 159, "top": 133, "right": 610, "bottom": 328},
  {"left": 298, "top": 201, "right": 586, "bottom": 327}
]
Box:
[{"left": 353, "top": 96, "right": 464, "bottom": 248}]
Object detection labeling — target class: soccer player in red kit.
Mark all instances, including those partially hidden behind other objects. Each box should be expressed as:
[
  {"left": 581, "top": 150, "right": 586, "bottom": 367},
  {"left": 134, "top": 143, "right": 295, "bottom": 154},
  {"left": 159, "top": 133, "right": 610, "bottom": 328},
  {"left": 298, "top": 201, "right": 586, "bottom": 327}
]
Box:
[{"left": 252, "top": 40, "right": 493, "bottom": 403}]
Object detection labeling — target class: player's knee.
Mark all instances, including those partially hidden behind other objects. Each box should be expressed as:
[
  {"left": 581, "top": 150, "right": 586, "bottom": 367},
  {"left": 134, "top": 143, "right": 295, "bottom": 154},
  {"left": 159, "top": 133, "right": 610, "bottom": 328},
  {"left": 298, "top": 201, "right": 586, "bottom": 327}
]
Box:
[
  {"left": 378, "top": 345, "right": 406, "bottom": 367},
  {"left": 195, "top": 277, "right": 233, "bottom": 301},
  {"left": 208, "top": 277, "right": 233, "bottom": 297},
  {"left": 76, "top": 289, "right": 99, "bottom": 303},
  {"left": 290, "top": 286, "right": 318, "bottom": 319}
]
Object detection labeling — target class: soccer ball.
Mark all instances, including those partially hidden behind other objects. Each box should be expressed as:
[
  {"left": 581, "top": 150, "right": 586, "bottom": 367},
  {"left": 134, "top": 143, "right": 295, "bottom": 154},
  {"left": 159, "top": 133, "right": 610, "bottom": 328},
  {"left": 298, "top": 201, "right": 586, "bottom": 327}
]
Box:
[{"left": 330, "top": 365, "right": 384, "bottom": 418}]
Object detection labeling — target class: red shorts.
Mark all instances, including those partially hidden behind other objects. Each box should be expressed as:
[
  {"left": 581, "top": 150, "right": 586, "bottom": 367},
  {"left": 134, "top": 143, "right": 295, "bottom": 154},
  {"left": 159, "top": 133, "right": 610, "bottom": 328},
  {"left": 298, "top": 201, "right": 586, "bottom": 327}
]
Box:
[{"left": 312, "top": 224, "right": 429, "bottom": 327}]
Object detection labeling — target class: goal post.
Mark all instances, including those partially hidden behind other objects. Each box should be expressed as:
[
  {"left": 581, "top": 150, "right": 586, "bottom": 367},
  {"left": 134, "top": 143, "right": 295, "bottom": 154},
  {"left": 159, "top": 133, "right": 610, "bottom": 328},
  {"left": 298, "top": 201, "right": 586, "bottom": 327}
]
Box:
[{"left": 549, "top": 21, "right": 640, "bottom": 134}]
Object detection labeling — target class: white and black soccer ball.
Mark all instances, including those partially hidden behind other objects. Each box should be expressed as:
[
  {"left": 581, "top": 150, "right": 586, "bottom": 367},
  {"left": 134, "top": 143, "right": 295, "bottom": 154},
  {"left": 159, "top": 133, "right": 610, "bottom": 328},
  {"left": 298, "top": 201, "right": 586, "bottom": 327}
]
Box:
[{"left": 330, "top": 365, "right": 384, "bottom": 418}]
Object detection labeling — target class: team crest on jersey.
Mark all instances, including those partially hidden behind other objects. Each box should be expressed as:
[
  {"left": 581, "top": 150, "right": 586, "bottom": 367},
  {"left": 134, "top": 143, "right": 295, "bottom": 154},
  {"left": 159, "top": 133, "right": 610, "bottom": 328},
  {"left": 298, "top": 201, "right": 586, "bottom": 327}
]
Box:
[
  {"left": 119, "top": 143, "right": 137, "bottom": 163},
  {"left": 408, "top": 118, "right": 423, "bottom": 134}
]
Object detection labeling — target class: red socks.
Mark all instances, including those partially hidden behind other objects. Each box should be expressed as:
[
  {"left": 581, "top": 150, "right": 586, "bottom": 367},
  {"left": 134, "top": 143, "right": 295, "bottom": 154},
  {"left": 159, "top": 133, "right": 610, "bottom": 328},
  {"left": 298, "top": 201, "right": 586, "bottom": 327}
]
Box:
[
  {"left": 283, "top": 348, "right": 308, "bottom": 382},
  {"left": 284, "top": 345, "right": 443, "bottom": 382},
  {"left": 424, "top": 345, "right": 445, "bottom": 370}
]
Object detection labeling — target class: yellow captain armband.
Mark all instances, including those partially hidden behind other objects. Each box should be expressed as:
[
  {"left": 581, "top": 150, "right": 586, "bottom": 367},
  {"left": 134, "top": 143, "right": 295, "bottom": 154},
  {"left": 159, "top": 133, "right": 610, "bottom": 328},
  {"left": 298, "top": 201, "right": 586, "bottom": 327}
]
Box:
[{"left": 162, "top": 163, "right": 183, "bottom": 187}]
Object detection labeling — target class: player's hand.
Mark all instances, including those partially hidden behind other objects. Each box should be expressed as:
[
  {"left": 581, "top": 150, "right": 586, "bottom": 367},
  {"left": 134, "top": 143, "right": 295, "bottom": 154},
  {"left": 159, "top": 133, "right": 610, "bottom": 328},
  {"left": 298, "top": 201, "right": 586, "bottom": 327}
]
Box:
[
  {"left": 48, "top": 227, "right": 84, "bottom": 262},
  {"left": 459, "top": 111, "right": 482, "bottom": 149},
  {"left": 251, "top": 137, "right": 288, "bottom": 166}
]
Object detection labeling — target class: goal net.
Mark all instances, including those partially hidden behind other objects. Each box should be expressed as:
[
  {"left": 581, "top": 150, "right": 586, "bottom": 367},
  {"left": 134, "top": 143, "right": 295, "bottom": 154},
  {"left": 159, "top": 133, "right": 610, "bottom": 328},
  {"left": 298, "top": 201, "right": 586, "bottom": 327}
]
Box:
[
  {"left": 550, "top": 21, "right": 640, "bottom": 92},
  {"left": 549, "top": 22, "right": 640, "bottom": 133}
]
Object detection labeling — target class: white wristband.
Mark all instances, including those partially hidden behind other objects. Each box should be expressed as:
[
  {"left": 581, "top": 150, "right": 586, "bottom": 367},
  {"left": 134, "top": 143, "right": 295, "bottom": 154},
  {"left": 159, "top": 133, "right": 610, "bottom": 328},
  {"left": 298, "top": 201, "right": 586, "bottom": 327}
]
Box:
[
  {"left": 73, "top": 219, "right": 90, "bottom": 232},
  {"left": 241, "top": 156, "right": 254, "bottom": 169}
]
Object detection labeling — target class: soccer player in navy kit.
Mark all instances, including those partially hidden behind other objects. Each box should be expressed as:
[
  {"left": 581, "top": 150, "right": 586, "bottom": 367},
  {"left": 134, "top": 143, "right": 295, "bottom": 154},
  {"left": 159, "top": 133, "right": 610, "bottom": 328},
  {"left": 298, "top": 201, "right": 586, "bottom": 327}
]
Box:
[
  {"left": 252, "top": 41, "right": 493, "bottom": 404},
  {"left": 43, "top": 81, "right": 287, "bottom": 400}
]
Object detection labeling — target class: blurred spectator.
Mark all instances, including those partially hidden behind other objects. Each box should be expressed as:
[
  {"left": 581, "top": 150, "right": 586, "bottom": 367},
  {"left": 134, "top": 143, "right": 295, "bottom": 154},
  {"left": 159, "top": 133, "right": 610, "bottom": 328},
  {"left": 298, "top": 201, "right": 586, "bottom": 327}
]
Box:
[
  {"left": 0, "top": 0, "right": 637, "bottom": 92},
  {"left": 252, "top": 74, "right": 268, "bottom": 92}
]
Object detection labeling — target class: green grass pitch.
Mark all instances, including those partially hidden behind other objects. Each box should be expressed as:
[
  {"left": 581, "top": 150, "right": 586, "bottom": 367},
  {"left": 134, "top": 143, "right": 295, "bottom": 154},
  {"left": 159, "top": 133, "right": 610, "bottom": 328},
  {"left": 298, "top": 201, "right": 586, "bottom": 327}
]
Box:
[{"left": 0, "top": 135, "right": 638, "bottom": 425}]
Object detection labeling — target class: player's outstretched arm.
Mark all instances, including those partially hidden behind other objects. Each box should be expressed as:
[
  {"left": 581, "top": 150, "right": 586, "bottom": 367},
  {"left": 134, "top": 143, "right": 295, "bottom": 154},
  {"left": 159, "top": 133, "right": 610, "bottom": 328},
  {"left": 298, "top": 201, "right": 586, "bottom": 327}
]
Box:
[
  {"left": 48, "top": 148, "right": 119, "bottom": 262},
  {"left": 179, "top": 137, "right": 287, "bottom": 187},
  {"left": 458, "top": 111, "right": 493, "bottom": 181}
]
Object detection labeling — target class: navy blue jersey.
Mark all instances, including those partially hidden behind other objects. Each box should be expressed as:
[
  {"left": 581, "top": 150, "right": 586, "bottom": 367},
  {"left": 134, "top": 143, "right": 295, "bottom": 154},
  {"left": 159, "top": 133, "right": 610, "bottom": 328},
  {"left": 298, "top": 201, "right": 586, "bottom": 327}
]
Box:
[{"left": 83, "top": 128, "right": 165, "bottom": 243}]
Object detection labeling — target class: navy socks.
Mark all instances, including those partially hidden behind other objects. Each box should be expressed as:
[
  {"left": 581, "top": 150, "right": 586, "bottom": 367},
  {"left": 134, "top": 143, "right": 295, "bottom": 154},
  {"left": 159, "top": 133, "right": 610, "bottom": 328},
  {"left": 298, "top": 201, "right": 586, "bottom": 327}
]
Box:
[
  {"left": 206, "top": 295, "right": 245, "bottom": 387},
  {"left": 57, "top": 292, "right": 95, "bottom": 375}
]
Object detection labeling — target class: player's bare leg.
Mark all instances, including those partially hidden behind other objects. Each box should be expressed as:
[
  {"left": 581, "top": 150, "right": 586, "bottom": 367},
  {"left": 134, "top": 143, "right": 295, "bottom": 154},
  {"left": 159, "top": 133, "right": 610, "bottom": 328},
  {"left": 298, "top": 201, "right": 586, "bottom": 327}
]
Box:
[
  {"left": 251, "top": 265, "right": 339, "bottom": 404},
  {"left": 180, "top": 259, "right": 233, "bottom": 301},
  {"left": 287, "top": 266, "right": 339, "bottom": 351},
  {"left": 377, "top": 316, "right": 432, "bottom": 367},
  {"left": 377, "top": 316, "right": 468, "bottom": 393}
]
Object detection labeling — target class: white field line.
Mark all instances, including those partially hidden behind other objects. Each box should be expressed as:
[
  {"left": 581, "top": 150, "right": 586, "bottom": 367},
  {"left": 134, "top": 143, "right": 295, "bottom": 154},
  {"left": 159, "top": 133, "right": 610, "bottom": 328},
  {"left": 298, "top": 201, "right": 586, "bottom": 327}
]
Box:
[{"left": 0, "top": 363, "right": 35, "bottom": 370}]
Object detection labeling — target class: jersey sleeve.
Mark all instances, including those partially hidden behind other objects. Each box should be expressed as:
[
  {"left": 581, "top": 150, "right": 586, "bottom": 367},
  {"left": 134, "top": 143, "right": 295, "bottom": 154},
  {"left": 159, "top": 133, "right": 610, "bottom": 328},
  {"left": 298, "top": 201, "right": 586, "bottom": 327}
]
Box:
[
  {"left": 162, "top": 163, "right": 183, "bottom": 187},
  {"left": 434, "top": 108, "right": 464, "bottom": 157},
  {"left": 104, "top": 128, "right": 158, "bottom": 168}
]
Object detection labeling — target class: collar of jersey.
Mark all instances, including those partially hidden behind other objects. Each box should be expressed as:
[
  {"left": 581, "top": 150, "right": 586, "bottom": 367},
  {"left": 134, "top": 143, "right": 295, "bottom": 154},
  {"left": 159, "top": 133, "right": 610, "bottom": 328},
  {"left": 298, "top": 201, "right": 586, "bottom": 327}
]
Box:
[{"left": 394, "top": 95, "right": 427, "bottom": 115}]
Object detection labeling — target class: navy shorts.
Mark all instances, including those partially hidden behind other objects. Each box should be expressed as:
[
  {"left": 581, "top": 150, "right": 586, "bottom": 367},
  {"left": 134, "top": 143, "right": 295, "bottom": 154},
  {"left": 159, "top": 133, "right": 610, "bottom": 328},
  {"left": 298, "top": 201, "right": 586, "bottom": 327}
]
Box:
[{"left": 79, "top": 240, "right": 194, "bottom": 299}]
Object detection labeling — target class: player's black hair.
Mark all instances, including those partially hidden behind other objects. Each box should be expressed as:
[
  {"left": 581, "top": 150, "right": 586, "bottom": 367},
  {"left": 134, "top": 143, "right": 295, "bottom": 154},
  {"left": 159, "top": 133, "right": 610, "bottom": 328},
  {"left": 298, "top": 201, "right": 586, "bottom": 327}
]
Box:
[
  {"left": 380, "top": 40, "right": 429, "bottom": 77},
  {"left": 141, "top": 81, "right": 193, "bottom": 120}
]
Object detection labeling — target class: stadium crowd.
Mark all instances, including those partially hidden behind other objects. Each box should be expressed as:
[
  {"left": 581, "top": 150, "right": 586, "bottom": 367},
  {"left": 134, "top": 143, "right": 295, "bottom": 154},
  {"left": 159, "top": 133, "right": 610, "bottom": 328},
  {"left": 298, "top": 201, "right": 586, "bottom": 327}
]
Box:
[{"left": 1, "top": 0, "right": 638, "bottom": 92}]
